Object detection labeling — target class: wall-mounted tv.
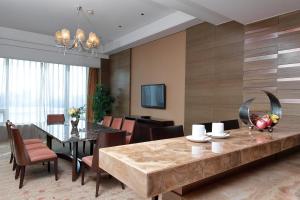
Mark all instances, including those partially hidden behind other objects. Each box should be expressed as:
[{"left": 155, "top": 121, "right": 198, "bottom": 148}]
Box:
[{"left": 141, "top": 84, "right": 166, "bottom": 109}]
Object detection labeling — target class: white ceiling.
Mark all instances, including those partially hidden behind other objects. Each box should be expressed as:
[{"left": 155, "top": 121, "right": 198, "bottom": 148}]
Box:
[
  {"left": 0, "top": 0, "right": 299, "bottom": 54},
  {"left": 0, "top": 0, "right": 174, "bottom": 44},
  {"left": 194, "top": 0, "right": 300, "bottom": 24}
]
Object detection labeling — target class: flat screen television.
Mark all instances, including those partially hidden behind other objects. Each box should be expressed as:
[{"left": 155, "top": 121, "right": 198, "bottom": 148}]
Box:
[{"left": 141, "top": 84, "right": 166, "bottom": 109}]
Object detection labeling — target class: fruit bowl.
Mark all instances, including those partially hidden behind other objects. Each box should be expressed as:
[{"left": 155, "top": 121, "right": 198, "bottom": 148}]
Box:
[{"left": 239, "top": 91, "right": 282, "bottom": 133}]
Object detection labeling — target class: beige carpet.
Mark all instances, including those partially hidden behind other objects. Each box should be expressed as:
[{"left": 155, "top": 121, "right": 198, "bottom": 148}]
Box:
[{"left": 0, "top": 141, "right": 143, "bottom": 200}]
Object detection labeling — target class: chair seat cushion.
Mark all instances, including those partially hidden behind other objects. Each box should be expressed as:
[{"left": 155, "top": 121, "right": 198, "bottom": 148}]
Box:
[
  {"left": 126, "top": 135, "right": 131, "bottom": 144},
  {"left": 28, "top": 148, "right": 57, "bottom": 163},
  {"left": 24, "top": 138, "right": 43, "bottom": 145},
  {"left": 25, "top": 143, "right": 47, "bottom": 150},
  {"left": 82, "top": 156, "right": 93, "bottom": 167}
]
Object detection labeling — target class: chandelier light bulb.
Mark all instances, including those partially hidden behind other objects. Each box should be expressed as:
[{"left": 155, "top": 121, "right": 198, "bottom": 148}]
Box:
[
  {"left": 61, "top": 28, "right": 71, "bottom": 45},
  {"left": 55, "top": 30, "right": 63, "bottom": 44},
  {"left": 75, "top": 28, "right": 86, "bottom": 42}
]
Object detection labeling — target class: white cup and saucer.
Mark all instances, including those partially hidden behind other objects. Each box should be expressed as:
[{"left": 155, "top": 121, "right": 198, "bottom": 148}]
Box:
[
  {"left": 186, "top": 124, "right": 211, "bottom": 143},
  {"left": 207, "top": 123, "right": 230, "bottom": 139}
]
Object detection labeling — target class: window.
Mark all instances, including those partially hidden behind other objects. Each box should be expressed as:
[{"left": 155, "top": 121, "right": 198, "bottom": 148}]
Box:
[{"left": 0, "top": 58, "right": 88, "bottom": 123}]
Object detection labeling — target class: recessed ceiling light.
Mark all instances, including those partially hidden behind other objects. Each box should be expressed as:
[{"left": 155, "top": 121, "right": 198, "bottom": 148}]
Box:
[{"left": 87, "top": 10, "right": 95, "bottom": 15}]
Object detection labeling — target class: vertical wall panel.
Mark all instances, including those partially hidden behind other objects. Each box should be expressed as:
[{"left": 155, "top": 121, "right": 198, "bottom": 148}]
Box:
[
  {"left": 244, "top": 10, "right": 300, "bottom": 129},
  {"left": 185, "top": 22, "right": 244, "bottom": 133},
  {"left": 109, "top": 49, "right": 131, "bottom": 116}
]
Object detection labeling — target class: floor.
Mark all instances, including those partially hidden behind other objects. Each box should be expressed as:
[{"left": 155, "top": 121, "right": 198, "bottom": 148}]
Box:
[
  {"left": 1, "top": 140, "right": 300, "bottom": 200},
  {"left": 0, "top": 141, "right": 141, "bottom": 200}
]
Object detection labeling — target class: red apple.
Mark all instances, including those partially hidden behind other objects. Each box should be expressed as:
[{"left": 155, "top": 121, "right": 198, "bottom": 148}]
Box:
[
  {"left": 256, "top": 119, "right": 267, "bottom": 129},
  {"left": 262, "top": 116, "right": 272, "bottom": 127}
]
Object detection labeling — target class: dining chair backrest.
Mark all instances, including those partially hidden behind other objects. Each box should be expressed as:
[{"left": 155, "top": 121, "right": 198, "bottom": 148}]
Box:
[
  {"left": 110, "top": 118, "right": 123, "bottom": 130},
  {"left": 121, "top": 119, "right": 136, "bottom": 134},
  {"left": 150, "top": 125, "right": 184, "bottom": 141},
  {"left": 92, "top": 131, "right": 126, "bottom": 170},
  {"left": 202, "top": 122, "right": 212, "bottom": 132},
  {"left": 221, "top": 119, "right": 240, "bottom": 130},
  {"left": 200, "top": 119, "right": 240, "bottom": 132},
  {"left": 47, "top": 114, "right": 65, "bottom": 124},
  {"left": 102, "top": 116, "right": 113, "bottom": 127},
  {"left": 10, "top": 126, "right": 29, "bottom": 166}
]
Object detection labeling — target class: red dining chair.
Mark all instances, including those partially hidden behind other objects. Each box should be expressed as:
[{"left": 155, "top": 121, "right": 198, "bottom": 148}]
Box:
[
  {"left": 121, "top": 119, "right": 136, "bottom": 144},
  {"left": 10, "top": 126, "right": 58, "bottom": 189},
  {"left": 46, "top": 114, "right": 65, "bottom": 124},
  {"left": 6, "top": 121, "right": 45, "bottom": 170},
  {"left": 102, "top": 116, "right": 113, "bottom": 127},
  {"left": 110, "top": 118, "right": 123, "bottom": 130},
  {"left": 81, "top": 131, "right": 126, "bottom": 197},
  {"left": 150, "top": 125, "right": 184, "bottom": 141}
]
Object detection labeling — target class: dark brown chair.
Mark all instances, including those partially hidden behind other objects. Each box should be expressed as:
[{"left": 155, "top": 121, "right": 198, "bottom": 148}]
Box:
[
  {"left": 121, "top": 119, "right": 136, "bottom": 144},
  {"left": 221, "top": 119, "right": 240, "bottom": 130},
  {"left": 81, "top": 131, "right": 126, "bottom": 197},
  {"left": 203, "top": 122, "right": 212, "bottom": 132},
  {"left": 110, "top": 117, "right": 123, "bottom": 130},
  {"left": 102, "top": 116, "right": 113, "bottom": 127},
  {"left": 10, "top": 126, "right": 58, "bottom": 189},
  {"left": 6, "top": 121, "right": 45, "bottom": 170},
  {"left": 150, "top": 125, "right": 184, "bottom": 141},
  {"left": 201, "top": 120, "right": 240, "bottom": 132}
]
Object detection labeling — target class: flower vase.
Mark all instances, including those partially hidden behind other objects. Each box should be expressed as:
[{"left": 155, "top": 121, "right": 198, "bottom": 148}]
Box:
[{"left": 71, "top": 117, "right": 79, "bottom": 128}]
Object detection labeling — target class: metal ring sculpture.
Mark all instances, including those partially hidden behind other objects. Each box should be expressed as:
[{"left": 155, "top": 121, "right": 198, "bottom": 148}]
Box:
[{"left": 239, "top": 90, "right": 282, "bottom": 132}]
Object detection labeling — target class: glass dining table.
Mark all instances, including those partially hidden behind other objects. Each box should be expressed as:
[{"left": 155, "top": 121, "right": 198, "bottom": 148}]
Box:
[{"left": 33, "top": 120, "right": 123, "bottom": 181}]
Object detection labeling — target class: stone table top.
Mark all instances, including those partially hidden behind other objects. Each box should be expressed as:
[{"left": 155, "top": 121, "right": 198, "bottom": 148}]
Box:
[{"left": 99, "top": 128, "right": 300, "bottom": 198}]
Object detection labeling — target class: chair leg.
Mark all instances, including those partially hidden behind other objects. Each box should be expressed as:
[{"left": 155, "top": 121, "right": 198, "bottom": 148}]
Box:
[
  {"left": 15, "top": 165, "right": 21, "bottom": 179},
  {"left": 81, "top": 162, "right": 85, "bottom": 185},
  {"left": 152, "top": 196, "right": 159, "bottom": 200},
  {"left": 63, "top": 143, "right": 65, "bottom": 147},
  {"left": 120, "top": 182, "right": 125, "bottom": 190},
  {"left": 48, "top": 161, "right": 50, "bottom": 172},
  {"left": 83, "top": 141, "right": 86, "bottom": 154},
  {"left": 96, "top": 172, "right": 101, "bottom": 197},
  {"left": 9, "top": 153, "right": 13, "bottom": 163},
  {"left": 19, "top": 166, "right": 25, "bottom": 189},
  {"left": 13, "top": 157, "right": 17, "bottom": 171},
  {"left": 69, "top": 143, "right": 72, "bottom": 152},
  {"left": 54, "top": 159, "right": 58, "bottom": 181}
]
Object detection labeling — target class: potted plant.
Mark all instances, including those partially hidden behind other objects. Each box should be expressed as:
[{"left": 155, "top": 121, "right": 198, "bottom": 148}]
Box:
[{"left": 92, "top": 84, "right": 114, "bottom": 123}]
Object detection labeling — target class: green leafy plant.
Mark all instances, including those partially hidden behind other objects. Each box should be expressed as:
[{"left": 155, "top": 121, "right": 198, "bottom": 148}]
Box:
[{"left": 92, "top": 84, "right": 114, "bottom": 122}]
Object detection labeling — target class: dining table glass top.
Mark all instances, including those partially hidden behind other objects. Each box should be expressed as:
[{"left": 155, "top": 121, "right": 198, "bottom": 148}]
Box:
[{"left": 34, "top": 120, "right": 119, "bottom": 143}]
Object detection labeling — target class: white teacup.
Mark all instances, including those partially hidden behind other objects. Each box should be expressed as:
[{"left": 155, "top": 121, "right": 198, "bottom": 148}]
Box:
[
  {"left": 192, "top": 124, "right": 206, "bottom": 139},
  {"left": 212, "top": 123, "right": 225, "bottom": 136}
]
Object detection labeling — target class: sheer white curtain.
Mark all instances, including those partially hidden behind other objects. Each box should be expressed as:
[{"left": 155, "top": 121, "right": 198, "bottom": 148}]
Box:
[
  {"left": 0, "top": 58, "right": 7, "bottom": 122},
  {"left": 0, "top": 58, "right": 88, "bottom": 123}
]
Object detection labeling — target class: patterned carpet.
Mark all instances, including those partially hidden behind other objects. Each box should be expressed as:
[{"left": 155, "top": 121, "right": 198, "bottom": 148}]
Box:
[{"left": 0, "top": 141, "right": 143, "bottom": 200}]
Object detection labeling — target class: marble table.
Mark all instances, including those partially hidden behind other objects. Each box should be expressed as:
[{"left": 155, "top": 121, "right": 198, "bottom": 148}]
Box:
[{"left": 98, "top": 128, "right": 300, "bottom": 199}]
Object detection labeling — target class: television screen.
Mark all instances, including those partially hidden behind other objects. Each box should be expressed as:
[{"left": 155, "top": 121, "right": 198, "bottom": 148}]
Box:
[{"left": 141, "top": 84, "right": 166, "bottom": 109}]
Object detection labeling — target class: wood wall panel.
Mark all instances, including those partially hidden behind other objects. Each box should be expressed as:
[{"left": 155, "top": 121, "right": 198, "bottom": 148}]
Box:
[
  {"left": 185, "top": 21, "right": 244, "bottom": 133},
  {"left": 109, "top": 49, "right": 131, "bottom": 116},
  {"left": 244, "top": 10, "right": 300, "bottom": 129}
]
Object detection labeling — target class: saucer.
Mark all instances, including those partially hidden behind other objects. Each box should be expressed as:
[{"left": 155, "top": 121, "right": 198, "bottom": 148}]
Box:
[
  {"left": 186, "top": 135, "right": 212, "bottom": 143},
  {"left": 207, "top": 131, "right": 230, "bottom": 139}
]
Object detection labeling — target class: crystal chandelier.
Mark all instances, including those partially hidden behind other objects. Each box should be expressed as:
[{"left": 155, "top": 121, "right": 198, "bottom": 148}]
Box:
[{"left": 55, "top": 6, "right": 100, "bottom": 54}]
